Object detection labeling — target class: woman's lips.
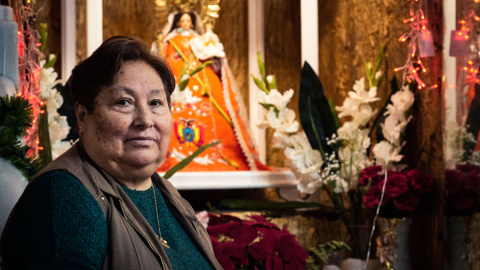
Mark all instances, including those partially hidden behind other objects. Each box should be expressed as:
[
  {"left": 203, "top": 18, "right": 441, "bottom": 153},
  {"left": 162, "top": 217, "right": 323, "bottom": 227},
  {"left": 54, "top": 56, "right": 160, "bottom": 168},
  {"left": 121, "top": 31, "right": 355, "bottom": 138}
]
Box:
[{"left": 125, "top": 137, "right": 156, "bottom": 146}]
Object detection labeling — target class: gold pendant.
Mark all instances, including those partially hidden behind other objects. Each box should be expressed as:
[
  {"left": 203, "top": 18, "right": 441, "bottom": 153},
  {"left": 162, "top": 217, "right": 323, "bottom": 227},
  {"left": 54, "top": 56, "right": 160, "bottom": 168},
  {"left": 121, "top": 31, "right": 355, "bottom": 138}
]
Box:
[{"left": 161, "top": 238, "right": 170, "bottom": 248}]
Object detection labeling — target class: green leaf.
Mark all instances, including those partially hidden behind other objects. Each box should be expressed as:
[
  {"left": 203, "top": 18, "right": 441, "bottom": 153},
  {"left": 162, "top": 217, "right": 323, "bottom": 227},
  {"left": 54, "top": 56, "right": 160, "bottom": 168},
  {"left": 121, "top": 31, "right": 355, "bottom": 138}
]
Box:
[
  {"left": 179, "top": 78, "right": 190, "bottom": 91},
  {"left": 179, "top": 62, "right": 188, "bottom": 82},
  {"left": 189, "top": 60, "right": 213, "bottom": 77},
  {"left": 257, "top": 52, "right": 267, "bottom": 84},
  {"left": 364, "top": 62, "right": 373, "bottom": 81},
  {"left": 267, "top": 75, "right": 277, "bottom": 90},
  {"left": 44, "top": 54, "right": 57, "bottom": 69},
  {"left": 38, "top": 106, "right": 52, "bottom": 167},
  {"left": 374, "top": 44, "right": 386, "bottom": 74},
  {"left": 218, "top": 199, "right": 333, "bottom": 211},
  {"left": 373, "top": 73, "right": 384, "bottom": 88},
  {"left": 39, "top": 23, "right": 48, "bottom": 53},
  {"left": 162, "top": 141, "right": 221, "bottom": 179},
  {"left": 252, "top": 75, "right": 268, "bottom": 93},
  {"left": 298, "top": 61, "right": 337, "bottom": 159},
  {"left": 328, "top": 97, "right": 340, "bottom": 129}
]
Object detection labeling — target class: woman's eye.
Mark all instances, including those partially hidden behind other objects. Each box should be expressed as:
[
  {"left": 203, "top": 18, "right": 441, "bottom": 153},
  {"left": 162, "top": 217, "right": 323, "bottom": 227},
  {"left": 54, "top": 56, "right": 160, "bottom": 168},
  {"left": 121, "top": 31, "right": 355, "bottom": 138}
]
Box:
[
  {"left": 116, "top": 99, "right": 132, "bottom": 106},
  {"left": 150, "top": 100, "right": 163, "bottom": 106}
]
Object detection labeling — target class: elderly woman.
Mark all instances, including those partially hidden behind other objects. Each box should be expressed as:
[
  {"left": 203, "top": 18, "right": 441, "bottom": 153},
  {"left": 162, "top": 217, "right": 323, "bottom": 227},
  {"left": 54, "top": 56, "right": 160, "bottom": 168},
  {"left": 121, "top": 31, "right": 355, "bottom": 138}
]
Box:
[{"left": 0, "top": 36, "right": 222, "bottom": 270}]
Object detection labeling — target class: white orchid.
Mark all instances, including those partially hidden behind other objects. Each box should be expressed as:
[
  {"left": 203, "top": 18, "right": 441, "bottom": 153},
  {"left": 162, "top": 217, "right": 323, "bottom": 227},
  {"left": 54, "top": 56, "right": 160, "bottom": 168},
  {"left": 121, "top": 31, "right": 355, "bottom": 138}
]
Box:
[
  {"left": 265, "top": 107, "right": 299, "bottom": 133},
  {"left": 372, "top": 141, "right": 404, "bottom": 170},
  {"left": 257, "top": 89, "right": 294, "bottom": 111},
  {"left": 390, "top": 85, "right": 415, "bottom": 113},
  {"left": 349, "top": 77, "right": 380, "bottom": 104},
  {"left": 39, "top": 57, "right": 71, "bottom": 159},
  {"left": 336, "top": 77, "right": 379, "bottom": 127}
]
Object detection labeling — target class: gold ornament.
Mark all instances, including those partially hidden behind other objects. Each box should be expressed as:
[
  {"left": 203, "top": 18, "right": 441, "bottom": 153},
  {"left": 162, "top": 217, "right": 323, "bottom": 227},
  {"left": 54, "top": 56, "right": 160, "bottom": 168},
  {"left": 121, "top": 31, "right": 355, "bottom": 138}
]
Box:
[{"left": 154, "top": 0, "right": 220, "bottom": 33}]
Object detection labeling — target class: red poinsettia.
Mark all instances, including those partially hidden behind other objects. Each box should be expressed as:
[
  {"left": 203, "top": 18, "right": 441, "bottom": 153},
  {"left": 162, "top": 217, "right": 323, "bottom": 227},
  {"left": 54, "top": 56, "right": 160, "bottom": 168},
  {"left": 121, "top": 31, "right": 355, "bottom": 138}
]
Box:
[
  {"left": 361, "top": 167, "right": 434, "bottom": 216},
  {"left": 445, "top": 165, "right": 480, "bottom": 215},
  {"left": 205, "top": 213, "right": 308, "bottom": 270}
]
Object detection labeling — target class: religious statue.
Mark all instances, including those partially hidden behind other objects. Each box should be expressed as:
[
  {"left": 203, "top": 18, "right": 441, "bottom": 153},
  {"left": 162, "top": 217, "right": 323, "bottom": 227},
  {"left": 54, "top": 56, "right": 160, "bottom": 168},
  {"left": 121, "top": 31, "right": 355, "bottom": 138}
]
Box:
[{"left": 154, "top": 4, "right": 269, "bottom": 172}]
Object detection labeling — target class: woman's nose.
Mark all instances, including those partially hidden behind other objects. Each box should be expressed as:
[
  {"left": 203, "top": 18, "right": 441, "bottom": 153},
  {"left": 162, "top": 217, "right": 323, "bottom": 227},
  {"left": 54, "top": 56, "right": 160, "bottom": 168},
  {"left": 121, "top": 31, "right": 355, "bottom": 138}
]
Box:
[{"left": 133, "top": 106, "right": 154, "bottom": 129}]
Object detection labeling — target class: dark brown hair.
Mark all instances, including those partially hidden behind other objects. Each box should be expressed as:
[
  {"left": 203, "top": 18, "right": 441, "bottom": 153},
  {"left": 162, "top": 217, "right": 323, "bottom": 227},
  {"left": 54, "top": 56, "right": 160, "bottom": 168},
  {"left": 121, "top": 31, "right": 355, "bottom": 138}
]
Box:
[
  {"left": 71, "top": 36, "right": 175, "bottom": 113},
  {"left": 168, "top": 12, "right": 196, "bottom": 34}
]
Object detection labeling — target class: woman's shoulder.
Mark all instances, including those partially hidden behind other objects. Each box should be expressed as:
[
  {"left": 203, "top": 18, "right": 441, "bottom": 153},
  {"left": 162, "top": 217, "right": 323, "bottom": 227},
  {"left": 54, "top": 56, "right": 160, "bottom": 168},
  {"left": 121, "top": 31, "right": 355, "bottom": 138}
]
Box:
[{"left": 2, "top": 170, "right": 108, "bottom": 269}]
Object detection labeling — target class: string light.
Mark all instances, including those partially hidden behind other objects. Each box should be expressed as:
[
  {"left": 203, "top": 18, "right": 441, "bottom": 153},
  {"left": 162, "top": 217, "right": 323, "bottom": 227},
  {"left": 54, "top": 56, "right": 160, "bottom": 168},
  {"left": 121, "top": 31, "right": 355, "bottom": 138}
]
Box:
[
  {"left": 455, "top": 1, "right": 480, "bottom": 84},
  {"left": 15, "top": 1, "right": 43, "bottom": 158},
  {"left": 394, "top": 0, "right": 433, "bottom": 90}
]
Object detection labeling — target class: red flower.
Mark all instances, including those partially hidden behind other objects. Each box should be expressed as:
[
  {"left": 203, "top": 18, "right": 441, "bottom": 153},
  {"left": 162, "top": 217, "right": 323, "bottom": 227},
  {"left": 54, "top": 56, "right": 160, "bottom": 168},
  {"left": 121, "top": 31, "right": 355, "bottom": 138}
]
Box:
[
  {"left": 407, "top": 169, "right": 434, "bottom": 194},
  {"left": 206, "top": 213, "right": 308, "bottom": 269},
  {"left": 364, "top": 183, "right": 385, "bottom": 208},
  {"left": 210, "top": 236, "right": 248, "bottom": 270},
  {"left": 359, "top": 165, "right": 382, "bottom": 185},
  {"left": 383, "top": 171, "right": 409, "bottom": 199},
  {"left": 393, "top": 190, "right": 421, "bottom": 212},
  {"left": 248, "top": 226, "right": 308, "bottom": 270}
]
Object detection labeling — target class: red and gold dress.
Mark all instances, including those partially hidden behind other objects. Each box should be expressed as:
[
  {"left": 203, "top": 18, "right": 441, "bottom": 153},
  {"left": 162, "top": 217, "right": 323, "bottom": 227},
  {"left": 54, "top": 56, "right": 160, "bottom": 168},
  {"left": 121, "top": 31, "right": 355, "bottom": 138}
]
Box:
[{"left": 157, "top": 29, "right": 268, "bottom": 172}]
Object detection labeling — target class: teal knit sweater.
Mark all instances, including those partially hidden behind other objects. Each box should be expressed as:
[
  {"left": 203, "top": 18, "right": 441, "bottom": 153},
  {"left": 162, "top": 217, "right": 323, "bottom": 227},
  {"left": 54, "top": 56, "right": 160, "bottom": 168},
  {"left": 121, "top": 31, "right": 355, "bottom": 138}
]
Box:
[{"left": 1, "top": 171, "right": 213, "bottom": 270}]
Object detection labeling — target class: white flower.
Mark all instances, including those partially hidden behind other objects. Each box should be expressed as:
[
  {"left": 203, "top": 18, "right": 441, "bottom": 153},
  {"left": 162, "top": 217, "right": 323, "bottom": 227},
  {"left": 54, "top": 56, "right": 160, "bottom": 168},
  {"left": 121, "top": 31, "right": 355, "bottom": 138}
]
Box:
[
  {"left": 193, "top": 154, "right": 214, "bottom": 165},
  {"left": 39, "top": 58, "right": 59, "bottom": 92},
  {"left": 381, "top": 115, "right": 412, "bottom": 146},
  {"left": 258, "top": 89, "right": 294, "bottom": 111},
  {"left": 373, "top": 141, "right": 404, "bottom": 170},
  {"left": 190, "top": 31, "right": 226, "bottom": 60},
  {"left": 349, "top": 77, "right": 380, "bottom": 104},
  {"left": 336, "top": 77, "right": 379, "bottom": 126},
  {"left": 171, "top": 148, "right": 187, "bottom": 161},
  {"left": 266, "top": 75, "right": 275, "bottom": 83},
  {"left": 170, "top": 87, "right": 202, "bottom": 104},
  {"left": 266, "top": 107, "right": 299, "bottom": 133},
  {"left": 297, "top": 174, "right": 323, "bottom": 194},
  {"left": 389, "top": 85, "right": 414, "bottom": 115}
]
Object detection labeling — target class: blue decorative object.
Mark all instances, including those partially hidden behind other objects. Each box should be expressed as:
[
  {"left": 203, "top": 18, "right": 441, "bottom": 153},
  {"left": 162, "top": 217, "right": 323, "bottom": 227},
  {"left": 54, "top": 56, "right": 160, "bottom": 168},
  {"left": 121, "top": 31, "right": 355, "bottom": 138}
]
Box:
[{"left": 0, "top": 5, "right": 19, "bottom": 91}]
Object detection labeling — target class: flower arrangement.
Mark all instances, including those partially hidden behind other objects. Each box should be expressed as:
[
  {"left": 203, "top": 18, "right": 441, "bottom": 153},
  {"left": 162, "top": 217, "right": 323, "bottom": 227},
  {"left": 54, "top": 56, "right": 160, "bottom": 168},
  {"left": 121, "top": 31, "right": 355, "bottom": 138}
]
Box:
[
  {"left": 444, "top": 84, "right": 480, "bottom": 216},
  {"left": 360, "top": 166, "right": 434, "bottom": 217},
  {"left": 253, "top": 46, "right": 436, "bottom": 258},
  {"left": 197, "top": 212, "right": 308, "bottom": 270}
]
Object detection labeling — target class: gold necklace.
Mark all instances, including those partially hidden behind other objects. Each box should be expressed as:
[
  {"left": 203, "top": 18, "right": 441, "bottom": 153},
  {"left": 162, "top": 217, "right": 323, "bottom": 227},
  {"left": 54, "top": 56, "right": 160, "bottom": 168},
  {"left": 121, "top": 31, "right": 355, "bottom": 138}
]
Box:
[{"left": 152, "top": 183, "right": 170, "bottom": 248}]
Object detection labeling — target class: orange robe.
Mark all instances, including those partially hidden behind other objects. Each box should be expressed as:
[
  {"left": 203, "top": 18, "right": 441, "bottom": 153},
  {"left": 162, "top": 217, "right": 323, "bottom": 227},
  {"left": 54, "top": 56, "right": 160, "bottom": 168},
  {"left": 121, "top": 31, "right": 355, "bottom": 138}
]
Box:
[{"left": 157, "top": 31, "right": 268, "bottom": 172}]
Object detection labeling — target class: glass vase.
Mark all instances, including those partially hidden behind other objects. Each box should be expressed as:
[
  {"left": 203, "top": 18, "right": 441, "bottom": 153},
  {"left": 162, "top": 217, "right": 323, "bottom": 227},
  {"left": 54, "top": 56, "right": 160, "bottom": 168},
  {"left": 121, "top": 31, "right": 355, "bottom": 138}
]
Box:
[
  {"left": 376, "top": 217, "right": 412, "bottom": 270},
  {"left": 446, "top": 216, "right": 473, "bottom": 270}
]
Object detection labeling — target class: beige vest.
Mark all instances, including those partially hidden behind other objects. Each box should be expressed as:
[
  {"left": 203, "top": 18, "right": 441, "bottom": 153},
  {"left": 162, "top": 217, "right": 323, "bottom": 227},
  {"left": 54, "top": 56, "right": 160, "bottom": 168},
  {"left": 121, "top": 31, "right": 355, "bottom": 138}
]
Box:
[{"left": 14, "top": 142, "right": 222, "bottom": 270}]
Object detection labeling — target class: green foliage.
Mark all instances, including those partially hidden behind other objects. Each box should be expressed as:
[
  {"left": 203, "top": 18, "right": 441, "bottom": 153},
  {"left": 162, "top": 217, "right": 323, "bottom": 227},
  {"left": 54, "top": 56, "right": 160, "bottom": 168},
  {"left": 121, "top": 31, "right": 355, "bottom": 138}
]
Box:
[
  {"left": 365, "top": 44, "right": 386, "bottom": 89},
  {"left": 306, "top": 240, "right": 350, "bottom": 269},
  {"left": 298, "top": 61, "right": 338, "bottom": 160},
  {"left": 0, "top": 96, "right": 43, "bottom": 180},
  {"left": 178, "top": 61, "right": 213, "bottom": 91},
  {"left": 252, "top": 53, "right": 270, "bottom": 94},
  {"left": 162, "top": 140, "right": 221, "bottom": 179},
  {"left": 38, "top": 106, "right": 52, "bottom": 167}
]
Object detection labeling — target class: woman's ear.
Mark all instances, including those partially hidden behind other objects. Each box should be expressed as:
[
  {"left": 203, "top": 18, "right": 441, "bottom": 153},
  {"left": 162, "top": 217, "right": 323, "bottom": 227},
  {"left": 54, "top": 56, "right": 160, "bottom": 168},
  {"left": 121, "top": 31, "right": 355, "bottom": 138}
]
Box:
[{"left": 75, "top": 102, "right": 88, "bottom": 135}]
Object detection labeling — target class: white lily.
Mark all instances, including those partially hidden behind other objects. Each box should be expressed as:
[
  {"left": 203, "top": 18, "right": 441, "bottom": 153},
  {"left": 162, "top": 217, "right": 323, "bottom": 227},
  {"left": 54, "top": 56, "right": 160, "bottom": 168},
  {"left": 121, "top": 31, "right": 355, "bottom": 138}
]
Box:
[
  {"left": 258, "top": 89, "right": 294, "bottom": 111},
  {"left": 372, "top": 141, "right": 404, "bottom": 170},
  {"left": 266, "top": 107, "right": 299, "bottom": 133}
]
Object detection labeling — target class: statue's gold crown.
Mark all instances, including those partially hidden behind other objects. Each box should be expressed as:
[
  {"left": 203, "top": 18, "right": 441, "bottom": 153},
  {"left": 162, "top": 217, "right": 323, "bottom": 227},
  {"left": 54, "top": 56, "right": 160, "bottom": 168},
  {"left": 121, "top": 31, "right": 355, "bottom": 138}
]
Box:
[{"left": 154, "top": 0, "right": 220, "bottom": 30}]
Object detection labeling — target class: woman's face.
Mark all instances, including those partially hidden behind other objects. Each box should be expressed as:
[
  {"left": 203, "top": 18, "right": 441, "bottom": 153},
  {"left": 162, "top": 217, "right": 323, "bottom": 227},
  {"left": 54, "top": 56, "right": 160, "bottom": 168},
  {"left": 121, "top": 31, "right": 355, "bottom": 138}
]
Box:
[
  {"left": 178, "top": 13, "right": 192, "bottom": 30},
  {"left": 76, "top": 60, "right": 172, "bottom": 183}
]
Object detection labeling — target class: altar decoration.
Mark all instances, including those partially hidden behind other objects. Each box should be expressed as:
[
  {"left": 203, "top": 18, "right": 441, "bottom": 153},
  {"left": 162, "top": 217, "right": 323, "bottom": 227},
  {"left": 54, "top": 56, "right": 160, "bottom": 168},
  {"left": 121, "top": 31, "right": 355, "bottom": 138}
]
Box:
[
  {"left": 444, "top": 121, "right": 480, "bottom": 269},
  {"left": 254, "top": 47, "right": 389, "bottom": 260},
  {"left": 37, "top": 24, "right": 71, "bottom": 161},
  {"left": 358, "top": 83, "right": 434, "bottom": 269},
  {"left": 155, "top": 1, "right": 269, "bottom": 172},
  {"left": 0, "top": 5, "right": 18, "bottom": 96},
  {"left": 198, "top": 212, "right": 308, "bottom": 270}
]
